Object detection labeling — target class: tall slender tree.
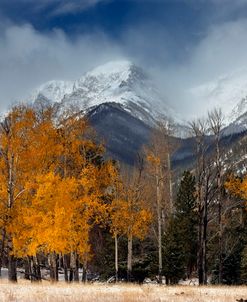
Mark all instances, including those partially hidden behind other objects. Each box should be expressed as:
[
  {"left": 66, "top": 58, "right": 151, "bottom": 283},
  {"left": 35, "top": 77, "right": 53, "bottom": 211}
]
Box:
[
  {"left": 109, "top": 165, "right": 152, "bottom": 282},
  {"left": 190, "top": 118, "right": 209, "bottom": 285},
  {"left": 208, "top": 108, "right": 225, "bottom": 283},
  {"left": 145, "top": 120, "right": 174, "bottom": 283}
]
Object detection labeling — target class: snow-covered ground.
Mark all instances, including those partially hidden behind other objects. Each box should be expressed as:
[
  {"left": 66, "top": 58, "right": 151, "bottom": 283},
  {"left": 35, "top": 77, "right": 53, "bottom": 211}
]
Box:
[{"left": 0, "top": 268, "right": 92, "bottom": 283}]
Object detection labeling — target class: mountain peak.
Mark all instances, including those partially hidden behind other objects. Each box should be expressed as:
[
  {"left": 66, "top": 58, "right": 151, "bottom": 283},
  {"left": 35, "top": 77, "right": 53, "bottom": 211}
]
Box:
[
  {"left": 27, "top": 60, "right": 179, "bottom": 127},
  {"left": 87, "top": 60, "right": 134, "bottom": 78}
]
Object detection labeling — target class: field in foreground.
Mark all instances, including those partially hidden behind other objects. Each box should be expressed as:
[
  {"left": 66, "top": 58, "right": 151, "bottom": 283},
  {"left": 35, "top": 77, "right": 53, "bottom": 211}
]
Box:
[{"left": 0, "top": 282, "right": 246, "bottom": 302}]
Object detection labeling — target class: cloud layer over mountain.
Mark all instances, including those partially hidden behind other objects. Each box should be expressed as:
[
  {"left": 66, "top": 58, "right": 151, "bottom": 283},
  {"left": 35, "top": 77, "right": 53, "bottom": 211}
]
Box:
[{"left": 1, "top": 1, "right": 247, "bottom": 118}]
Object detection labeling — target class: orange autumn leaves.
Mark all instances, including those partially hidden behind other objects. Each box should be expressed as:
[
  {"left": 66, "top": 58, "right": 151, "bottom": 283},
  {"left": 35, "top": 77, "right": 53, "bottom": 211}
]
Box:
[
  {"left": 13, "top": 173, "right": 90, "bottom": 257},
  {"left": 225, "top": 174, "right": 247, "bottom": 206},
  {"left": 0, "top": 106, "right": 100, "bottom": 260},
  {"left": 109, "top": 167, "right": 152, "bottom": 241},
  {"left": 0, "top": 105, "right": 152, "bottom": 263}
]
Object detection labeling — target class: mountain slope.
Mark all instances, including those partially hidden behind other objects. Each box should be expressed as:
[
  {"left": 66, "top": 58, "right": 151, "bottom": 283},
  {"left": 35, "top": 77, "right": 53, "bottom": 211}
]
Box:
[
  {"left": 190, "top": 69, "right": 247, "bottom": 134},
  {"left": 87, "top": 102, "right": 151, "bottom": 164}
]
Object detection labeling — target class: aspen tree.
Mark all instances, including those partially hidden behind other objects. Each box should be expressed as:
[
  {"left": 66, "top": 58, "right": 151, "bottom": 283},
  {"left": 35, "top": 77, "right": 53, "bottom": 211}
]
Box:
[
  {"left": 145, "top": 120, "right": 173, "bottom": 284},
  {"left": 108, "top": 164, "right": 123, "bottom": 282},
  {"left": 190, "top": 118, "right": 209, "bottom": 285},
  {"left": 190, "top": 117, "right": 223, "bottom": 285},
  {"left": 208, "top": 108, "right": 225, "bottom": 283},
  {"left": 6, "top": 106, "right": 62, "bottom": 281},
  {"left": 123, "top": 167, "right": 152, "bottom": 282},
  {"left": 0, "top": 105, "right": 44, "bottom": 281},
  {"left": 109, "top": 164, "right": 152, "bottom": 282}
]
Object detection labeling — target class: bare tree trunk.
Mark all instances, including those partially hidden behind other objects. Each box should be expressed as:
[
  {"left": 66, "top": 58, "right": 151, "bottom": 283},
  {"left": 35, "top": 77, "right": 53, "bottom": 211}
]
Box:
[
  {"left": 8, "top": 254, "right": 17, "bottom": 282},
  {"left": 7, "top": 154, "right": 17, "bottom": 282},
  {"left": 7, "top": 234, "right": 17, "bottom": 282},
  {"left": 190, "top": 118, "right": 208, "bottom": 286},
  {"left": 28, "top": 256, "right": 35, "bottom": 282},
  {"left": 208, "top": 108, "right": 224, "bottom": 284},
  {"left": 216, "top": 131, "right": 223, "bottom": 284},
  {"left": 156, "top": 174, "right": 162, "bottom": 284},
  {"left": 75, "top": 255, "right": 79, "bottom": 282},
  {"left": 24, "top": 257, "right": 30, "bottom": 280},
  {"left": 198, "top": 207, "right": 203, "bottom": 285},
  {"left": 127, "top": 234, "right": 133, "bottom": 282},
  {"left": 115, "top": 234, "right": 118, "bottom": 282},
  {"left": 33, "top": 255, "right": 41, "bottom": 282},
  {"left": 58, "top": 254, "right": 62, "bottom": 271},
  {"left": 145, "top": 120, "right": 175, "bottom": 285},
  {"left": 0, "top": 228, "right": 6, "bottom": 277},
  {"left": 202, "top": 198, "right": 208, "bottom": 285},
  {"left": 218, "top": 198, "right": 223, "bottom": 283},
  {"left": 69, "top": 252, "right": 74, "bottom": 282},
  {"left": 63, "top": 254, "right": 69, "bottom": 282},
  {"left": 82, "top": 260, "right": 87, "bottom": 283},
  {"left": 167, "top": 152, "right": 173, "bottom": 213},
  {"left": 70, "top": 252, "right": 79, "bottom": 282},
  {"left": 217, "top": 154, "right": 223, "bottom": 284},
  {"left": 49, "top": 253, "right": 58, "bottom": 282}
]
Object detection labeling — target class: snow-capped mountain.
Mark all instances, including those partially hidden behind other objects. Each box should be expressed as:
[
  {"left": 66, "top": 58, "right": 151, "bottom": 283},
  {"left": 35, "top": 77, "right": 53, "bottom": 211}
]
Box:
[
  {"left": 28, "top": 80, "right": 74, "bottom": 104},
  {"left": 25, "top": 60, "right": 190, "bottom": 164},
  {"left": 22, "top": 61, "right": 247, "bottom": 165},
  {"left": 190, "top": 68, "right": 247, "bottom": 134},
  {"left": 29, "top": 60, "right": 177, "bottom": 126}
]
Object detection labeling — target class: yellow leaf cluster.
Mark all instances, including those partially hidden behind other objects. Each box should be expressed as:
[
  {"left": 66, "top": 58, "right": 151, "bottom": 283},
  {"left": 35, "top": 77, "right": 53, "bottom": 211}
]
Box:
[
  {"left": 225, "top": 174, "right": 247, "bottom": 207},
  {"left": 0, "top": 105, "right": 115, "bottom": 263},
  {"left": 109, "top": 168, "right": 152, "bottom": 241}
]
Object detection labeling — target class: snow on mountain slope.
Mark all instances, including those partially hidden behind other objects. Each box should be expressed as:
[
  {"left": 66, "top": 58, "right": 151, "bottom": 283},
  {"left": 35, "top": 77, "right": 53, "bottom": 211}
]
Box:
[
  {"left": 222, "top": 111, "right": 247, "bottom": 136},
  {"left": 29, "top": 60, "right": 178, "bottom": 126},
  {"left": 29, "top": 61, "right": 247, "bottom": 136},
  {"left": 63, "top": 60, "right": 180, "bottom": 124},
  {"left": 189, "top": 68, "right": 247, "bottom": 132},
  {"left": 28, "top": 80, "right": 74, "bottom": 104}
]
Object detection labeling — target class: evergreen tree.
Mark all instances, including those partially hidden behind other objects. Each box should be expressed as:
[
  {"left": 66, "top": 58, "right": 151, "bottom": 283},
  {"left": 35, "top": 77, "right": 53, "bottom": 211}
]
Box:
[
  {"left": 163, "top": 170, "right": 197, "bottom": 283},
  {"left": 163, "top": 218, "right": 185, "bottom": 284},
  {"left": 175, "top": 170, "right": 197, "bottom": 278},
  {"left": 240, "top": 245, "right": 247, "bottom": 284}
]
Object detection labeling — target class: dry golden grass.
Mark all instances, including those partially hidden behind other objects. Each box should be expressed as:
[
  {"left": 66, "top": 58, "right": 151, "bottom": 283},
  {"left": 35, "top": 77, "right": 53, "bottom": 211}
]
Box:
[{"left": 0, "top": 281, "right": 246, "bottom": 302}]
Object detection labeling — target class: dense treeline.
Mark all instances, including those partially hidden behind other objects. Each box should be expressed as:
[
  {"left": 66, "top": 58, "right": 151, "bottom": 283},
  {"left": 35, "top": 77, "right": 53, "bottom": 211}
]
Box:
[{"left": 0, "top": 104, "right": 246, "bottom": 285}]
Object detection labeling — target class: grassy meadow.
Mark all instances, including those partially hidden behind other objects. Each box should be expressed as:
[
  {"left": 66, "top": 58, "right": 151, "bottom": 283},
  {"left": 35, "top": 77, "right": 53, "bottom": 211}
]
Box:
[{"left": 0, "top": 281, "right": 246, "bottom": 302}]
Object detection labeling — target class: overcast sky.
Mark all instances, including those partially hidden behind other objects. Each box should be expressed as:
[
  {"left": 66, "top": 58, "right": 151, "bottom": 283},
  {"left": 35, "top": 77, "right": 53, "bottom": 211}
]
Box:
[{"left": 1, "top": 0, "right": 247, "bottom": 117}]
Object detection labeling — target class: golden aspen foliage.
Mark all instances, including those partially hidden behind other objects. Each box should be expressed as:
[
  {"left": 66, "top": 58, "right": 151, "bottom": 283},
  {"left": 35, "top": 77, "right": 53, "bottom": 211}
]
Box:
[
  {"left": 5, "top": 107, "right": 114, "bottom": 263},
  {"left": 225, "top": 174, "right": 247, "bottom": 204},
  {"left": 0, "top": 103, "right": 151, "bottom": 278},
  {"left": 109, "top": 167, "right": 152, "bottom": 241},
  {"left": 0, "top": 106, "right": 59, "bottom": 253}
]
